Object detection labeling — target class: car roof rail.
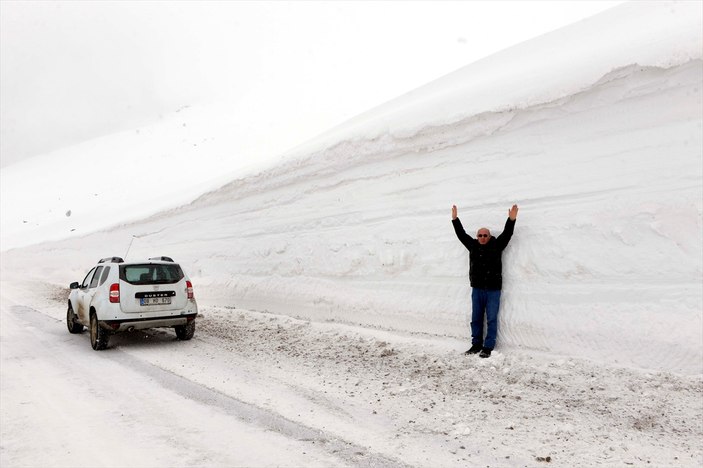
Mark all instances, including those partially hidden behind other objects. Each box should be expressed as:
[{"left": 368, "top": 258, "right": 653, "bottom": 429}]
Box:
[
  {"left": 148, "top": 256, "right": 174, "bottom": 262},
  {"left": 98, "top": 257, "right": 124, "bottom": 264}
]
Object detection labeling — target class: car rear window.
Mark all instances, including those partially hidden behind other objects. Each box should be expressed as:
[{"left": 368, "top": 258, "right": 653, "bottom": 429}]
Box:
[{"left": 120, "top": 264, "right": 184, "bottom": 285}]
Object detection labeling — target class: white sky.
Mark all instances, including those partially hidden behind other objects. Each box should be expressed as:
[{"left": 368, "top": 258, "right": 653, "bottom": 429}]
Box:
[{"left": 0, "top": 0, "right": 623, "bottom": 167}]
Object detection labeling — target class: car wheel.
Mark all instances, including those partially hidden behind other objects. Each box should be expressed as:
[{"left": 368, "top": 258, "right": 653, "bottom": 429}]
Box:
[
  {"left": 175, "top": 321, "right": 195, "bottom": 340},
  {"left": 66, "top": 303, "right": 84, "bottom": 334},
  {"left": 90, "top": 312, "right": 109, "bottom": 350}
]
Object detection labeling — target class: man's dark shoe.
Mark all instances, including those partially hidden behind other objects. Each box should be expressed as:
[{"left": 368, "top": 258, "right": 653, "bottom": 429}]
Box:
[
  {"left": 464, "top": 344, "right": 483, "bottom": 355},
  {"left": 479, "top": 348, "right": 493, "bottom": 358}
]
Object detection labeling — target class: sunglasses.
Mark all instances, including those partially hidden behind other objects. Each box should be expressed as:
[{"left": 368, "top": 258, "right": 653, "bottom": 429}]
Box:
[{"left": 477, "top": 234, "right": 489, "bottom": 238}]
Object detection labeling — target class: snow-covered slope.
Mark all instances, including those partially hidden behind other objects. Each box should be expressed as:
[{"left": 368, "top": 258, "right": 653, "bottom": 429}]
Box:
[
  {"left": 0, "top": 102, "right": 284, "bottom": 250},
  {"left": 1, "top": 1, "right": 701, "bottom": 374},
  {"left": 283, "top": 0, "right": 702, "bottom": 160}
]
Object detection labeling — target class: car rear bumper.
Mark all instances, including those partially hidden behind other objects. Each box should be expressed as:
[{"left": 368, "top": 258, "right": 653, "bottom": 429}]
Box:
[{"left": 100, "top": 314, "right": 197, "bottom": 333}]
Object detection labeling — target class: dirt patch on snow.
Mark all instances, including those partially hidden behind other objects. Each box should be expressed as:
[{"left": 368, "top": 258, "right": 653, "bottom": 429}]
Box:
[{"left": 196, "top": 305, "right": 703, "bottom": 466}]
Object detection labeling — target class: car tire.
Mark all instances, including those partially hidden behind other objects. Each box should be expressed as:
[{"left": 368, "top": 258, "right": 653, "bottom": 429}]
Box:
[
  {"left": 90, "top": 312, "right": 109, "bottom": 350},
  {"left": 66, "top": 303, "right": 84, "bottom": 334},
  {"left": 175, "top": 321, "right": 195, "bottom": 340}
]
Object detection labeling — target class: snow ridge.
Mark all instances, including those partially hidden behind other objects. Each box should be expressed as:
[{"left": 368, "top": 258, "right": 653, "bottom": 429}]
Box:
[{"left": 278, "top": 1, "right": 702, "bottom": 161}]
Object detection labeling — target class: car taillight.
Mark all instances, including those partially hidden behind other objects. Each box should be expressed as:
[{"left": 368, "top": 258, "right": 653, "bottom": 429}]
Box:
[
  {"left": 109, "top": 283, "right": 120, "bottom": 303},
  {"left": 186, "top": 281, "right": 194, "bottom": 300}
]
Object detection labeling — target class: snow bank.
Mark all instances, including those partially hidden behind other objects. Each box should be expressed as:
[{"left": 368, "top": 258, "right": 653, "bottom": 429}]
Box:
[
  {"left": 284, "top": 0, "right": 702, "bottom": 158},
  {"left": 162, "top": 60, "right": 703, "bottom": 375},
  {"left": 1, "top": 1, "right": 701, "bottom": 374}
]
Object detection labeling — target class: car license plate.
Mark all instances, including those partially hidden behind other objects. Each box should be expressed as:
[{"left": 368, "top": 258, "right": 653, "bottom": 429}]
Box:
[{"left": 140, "top": 297, "right": 171, "bottom": 306}]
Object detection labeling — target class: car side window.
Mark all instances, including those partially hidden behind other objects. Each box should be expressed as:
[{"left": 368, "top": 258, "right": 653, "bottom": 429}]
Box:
[
  {"left": 81, "top": 267, "right": 97, "bottom": 289},
  {"left": 99, "top": 266, "right": 111, "bottom": 286},
  {"left": 89, "top": 266, "right": 104, "bottom": 289}
]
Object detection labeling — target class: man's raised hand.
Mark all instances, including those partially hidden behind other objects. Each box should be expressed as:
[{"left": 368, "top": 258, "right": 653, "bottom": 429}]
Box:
[
  {"left": 509, "top": 204, "right": 519, "bottom": 220},
  {"left": 452, "top": 205, "right": 458, "bottom": 220}
]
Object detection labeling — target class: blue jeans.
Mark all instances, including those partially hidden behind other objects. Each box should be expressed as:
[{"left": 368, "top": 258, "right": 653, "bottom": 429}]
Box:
[{"left": 471, "top": 288, "right": 501, "bottom": 349}]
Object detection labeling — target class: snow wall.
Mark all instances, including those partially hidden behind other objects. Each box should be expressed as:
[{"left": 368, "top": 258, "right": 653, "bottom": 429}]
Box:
[{"left": 2, "top": 1, "right": 701, "bottom": 374}]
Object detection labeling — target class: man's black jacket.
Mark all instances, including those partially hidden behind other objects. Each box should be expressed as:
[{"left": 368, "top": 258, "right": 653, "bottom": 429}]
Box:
[{"left": 452, "top": 217, "right": 515, "bottom": 290}]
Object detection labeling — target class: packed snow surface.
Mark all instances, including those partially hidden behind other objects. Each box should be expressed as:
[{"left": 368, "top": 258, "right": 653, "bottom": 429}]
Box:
[{"left": 1, "top": 2, "right": 702, "bottom": 466}]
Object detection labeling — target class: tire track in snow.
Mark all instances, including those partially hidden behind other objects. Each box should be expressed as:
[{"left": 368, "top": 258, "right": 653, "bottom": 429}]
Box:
[{"left": 6, "top": 304, "right": 410, "bottom": 468}]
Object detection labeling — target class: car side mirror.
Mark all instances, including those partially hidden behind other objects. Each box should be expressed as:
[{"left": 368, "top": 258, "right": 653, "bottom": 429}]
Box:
[{"left": 70, "top": 282, "right": 80, "bottom": 289}]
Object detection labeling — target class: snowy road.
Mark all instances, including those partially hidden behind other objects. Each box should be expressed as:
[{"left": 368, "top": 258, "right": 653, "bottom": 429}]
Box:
[
  {"left": 0, "top": 292, "right": 401, "bottom": 468},
  {"left": 1, "top": 280, "right": 701, "bottom": 467}
]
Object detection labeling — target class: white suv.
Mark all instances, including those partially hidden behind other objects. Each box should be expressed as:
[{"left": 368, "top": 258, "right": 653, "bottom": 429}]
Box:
[{"left": 67, "top": 256, "right": 198, "bottom": 350}]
